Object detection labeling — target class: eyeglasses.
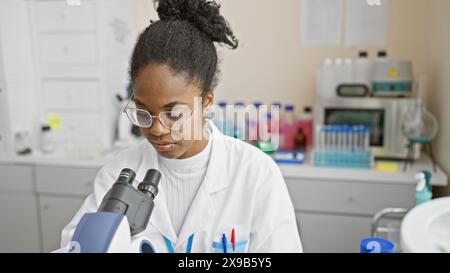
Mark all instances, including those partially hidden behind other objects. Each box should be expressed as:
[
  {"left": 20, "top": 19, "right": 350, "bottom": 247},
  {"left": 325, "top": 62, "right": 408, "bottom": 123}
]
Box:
[{"left": 123, "top": 95, "right": 189, "bottom": 130}]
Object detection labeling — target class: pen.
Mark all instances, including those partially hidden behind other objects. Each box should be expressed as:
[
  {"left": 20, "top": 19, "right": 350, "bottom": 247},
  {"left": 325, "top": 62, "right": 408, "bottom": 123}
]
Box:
[
  {"left": 222, "top": 233, "right": 227, "bottom": 253},
  {"left": 231, "top": 228, "right": 236, "bottom": 251}
]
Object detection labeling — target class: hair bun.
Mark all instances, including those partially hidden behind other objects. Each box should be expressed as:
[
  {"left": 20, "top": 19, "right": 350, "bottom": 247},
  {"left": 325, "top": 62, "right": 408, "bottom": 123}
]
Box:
[{"left": 154, "top": 0, "right": 238, "bottom": 49}]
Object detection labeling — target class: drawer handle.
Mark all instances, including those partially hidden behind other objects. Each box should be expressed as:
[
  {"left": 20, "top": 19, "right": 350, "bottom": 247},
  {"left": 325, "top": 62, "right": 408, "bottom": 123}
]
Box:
[
  {"left": 42, "top": 204, "right": 50, "bottom": 211},
  {"left": 348, "top": 196, "right": 355, "bottom": 203},
  {"left": 85, "top": 181, "right": 93, "bottom": 188}
]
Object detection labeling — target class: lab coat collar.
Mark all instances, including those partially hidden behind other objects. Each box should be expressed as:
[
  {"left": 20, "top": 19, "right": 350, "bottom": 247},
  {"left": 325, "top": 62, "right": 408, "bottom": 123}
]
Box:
[
  {"left": 146, "top": 120, "right": 230, "bottom": 247},
  {"left": 204, "top": 120, "right": 230, "bottom": 194}
]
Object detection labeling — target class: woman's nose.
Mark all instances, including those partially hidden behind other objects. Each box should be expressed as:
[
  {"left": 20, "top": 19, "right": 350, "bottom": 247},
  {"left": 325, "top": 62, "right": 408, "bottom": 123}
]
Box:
[{"left": 148, "top": 117, "right": 170, "bottom": 137}]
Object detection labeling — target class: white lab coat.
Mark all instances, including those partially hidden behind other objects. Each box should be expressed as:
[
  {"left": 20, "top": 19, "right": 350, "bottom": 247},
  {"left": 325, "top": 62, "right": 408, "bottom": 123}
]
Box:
[{"left": 60, "top": 122, "right": 303, "bottom": 253}]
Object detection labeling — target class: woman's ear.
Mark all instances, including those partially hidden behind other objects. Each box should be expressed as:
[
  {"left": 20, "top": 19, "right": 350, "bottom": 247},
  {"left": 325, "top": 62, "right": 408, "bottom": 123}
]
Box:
[
  {"left": 203, "top": 92, "right": 214, "bottom": 109},
  {"left": 202, "top": 92, "right": 215, "bottom": 119}
]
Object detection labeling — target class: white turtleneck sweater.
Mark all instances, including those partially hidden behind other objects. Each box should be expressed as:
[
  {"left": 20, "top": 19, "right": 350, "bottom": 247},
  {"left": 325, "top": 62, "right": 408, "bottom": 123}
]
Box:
[{"left": 157, "top": 135, "right": 212, "bottom": 236}]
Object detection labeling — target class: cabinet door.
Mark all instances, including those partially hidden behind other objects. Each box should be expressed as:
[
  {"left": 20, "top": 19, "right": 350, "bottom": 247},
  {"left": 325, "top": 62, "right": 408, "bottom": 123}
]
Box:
[
  {"left": 0, "top": 164, "right": 34, "bottom": 192},
  {"left": 35, "top": 0, "right": 96, "bottom": 32},
  {"left": 286, "top": 178, "right": 416, "bottom": 215},
  {"left": 39, "top": 195, "right": 85, "bottom": 252},
  {"left": 0, "top": 85, "right": 8, "bottom": 157},
  {"left": 35, "top": 165, "right": 98, "bottom": 196},
  {"left": 39, "top": 33, "right": 98, "bottom": 65},
  {"left": 297, "top": 212, "right": 372, "bottom": 253},
  {"left": 0, "top": 192, "right": 40, "bottom": 252}
]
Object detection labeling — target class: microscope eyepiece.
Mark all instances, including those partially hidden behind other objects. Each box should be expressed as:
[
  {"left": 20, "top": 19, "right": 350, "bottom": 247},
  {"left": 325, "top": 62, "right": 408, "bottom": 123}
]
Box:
[
  {"left": 138, "top": 169, "right": 161, "bottom": 199},
  {"left": 117, "top": 168, "right": 136, "bottom": 184}
]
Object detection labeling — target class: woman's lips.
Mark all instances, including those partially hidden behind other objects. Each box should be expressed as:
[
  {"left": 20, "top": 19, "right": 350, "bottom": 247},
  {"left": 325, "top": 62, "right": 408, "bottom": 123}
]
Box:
[{"left": 151, "top": 141, "right": 175, "bottom": 152}]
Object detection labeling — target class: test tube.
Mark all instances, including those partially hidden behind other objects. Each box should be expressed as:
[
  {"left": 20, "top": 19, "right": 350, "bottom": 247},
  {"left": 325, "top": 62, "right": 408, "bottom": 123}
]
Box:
[
  {"left": 318, "top": 126, "right": 325, "bottom": 151},
  {"left": 343, "top": 125, "right": 349, "bottom": 151},
  {"left": 364, "top": 126, "right": 370, "bottom": 152},
  {"left": 351, "top": 126, "right": 357, "bottom": 151},
  {"left": 357, "top": 126, "right": 362, "bottom": 151},
  {"left": 330, "top": 126, "right": 337, "bottom": 151}
]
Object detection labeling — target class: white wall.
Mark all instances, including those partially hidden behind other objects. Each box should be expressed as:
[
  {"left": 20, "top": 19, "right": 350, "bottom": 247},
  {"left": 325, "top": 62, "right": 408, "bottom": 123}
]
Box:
[
  {"left": 134, "top": 0, "right": 431, "bottom": 115},
  {"left": 427, "top": 0, "right": 450, "bottom": 196}
]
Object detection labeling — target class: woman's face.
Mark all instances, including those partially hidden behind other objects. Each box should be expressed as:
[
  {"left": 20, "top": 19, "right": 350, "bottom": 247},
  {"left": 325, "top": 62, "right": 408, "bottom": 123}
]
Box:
[{"left": 132, "top": 64, "right": 213, "bottom": 159}]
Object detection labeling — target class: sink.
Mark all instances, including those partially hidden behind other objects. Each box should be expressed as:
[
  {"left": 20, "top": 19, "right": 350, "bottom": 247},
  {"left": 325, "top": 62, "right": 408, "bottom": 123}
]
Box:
[{"left": 401, "top": 197, "right": 450, "bottom": 253}]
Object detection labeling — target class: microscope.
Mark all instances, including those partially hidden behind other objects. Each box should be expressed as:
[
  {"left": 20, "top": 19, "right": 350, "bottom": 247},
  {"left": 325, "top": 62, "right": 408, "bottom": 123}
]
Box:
[{"left": 65, "top": 168, "right": 161, "bottom": 253}]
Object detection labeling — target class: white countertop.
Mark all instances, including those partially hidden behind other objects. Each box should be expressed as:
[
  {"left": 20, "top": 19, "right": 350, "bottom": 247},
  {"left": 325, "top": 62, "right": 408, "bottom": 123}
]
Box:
[
  {"left": 0, "top": 150, "right": 116, "bottom": 168},
  {"left": 280, "top": 157, "right": 448, "bottom": 187},
  {"left": 1, "top": 151, "right": 447, "bottom": 187}
]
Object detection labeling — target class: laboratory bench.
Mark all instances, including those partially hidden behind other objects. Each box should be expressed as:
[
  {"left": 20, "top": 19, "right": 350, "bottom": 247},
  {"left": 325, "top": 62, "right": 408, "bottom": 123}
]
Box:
[
  {"left": 280, "top": 156, "right": 447, "bottom": 252},
  {"left": 0, "top": 153, "right": 447, "bottom": 253}
]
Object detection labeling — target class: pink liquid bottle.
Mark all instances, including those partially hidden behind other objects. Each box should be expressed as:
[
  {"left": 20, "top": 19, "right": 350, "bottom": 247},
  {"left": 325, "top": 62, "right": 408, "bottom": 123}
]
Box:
[{"left": 280, "top": 104, "right": 297, "bottom": 150}]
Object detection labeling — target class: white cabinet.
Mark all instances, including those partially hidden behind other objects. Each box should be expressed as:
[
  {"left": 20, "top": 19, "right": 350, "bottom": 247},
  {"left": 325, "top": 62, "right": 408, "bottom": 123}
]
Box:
[
  {"left": 286, "top": 179, "right": 416, "bottom": 215},
  {"left": 42, "top": 80, "right": 100, "bottom": 111},
  {"left": 28, "top": 0, "right": 136, "bottom": 152},
  {"left": 38, "top": 195, "right": 85, "bottom": 252},
  {"left": 285, "top": 177, "right": 417, "bottom": 253},
  {"left": 35, "top": 0, "right": 97, "bottom": 32},
  {"left": 38, "top": 33, "right": 98, "bottom": 65},
  {"left": 297, "top": 212, "right": 372, "bottom": 253},
  {"left": 34, "top": 164, "right": 100, "bottom": 252},
  {"left": 0, "top": 192, "right": 41, "bottom": 253},
  {"left": 0, "top": 162, "right": 101, "bottom": 252},
  {"left": 0, "top": 165, "right": 35, "bottom": 192},
  {"left": 35, "top": 165, "right": 98, "bottom": 196},
  {"left": 0, "top": 164, "right": 40, "bottom": 252},
  {"left": 0, "top": 86, "right": 10, "bottom": 158},
  {"left": 0, "top": 0, "right": 37, "bottom": 155}
]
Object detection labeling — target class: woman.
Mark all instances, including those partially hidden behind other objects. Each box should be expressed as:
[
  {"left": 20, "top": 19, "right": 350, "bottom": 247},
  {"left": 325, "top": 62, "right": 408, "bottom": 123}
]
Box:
[{"left": 61, "top": 0, "right": 302, "bottom": 253}]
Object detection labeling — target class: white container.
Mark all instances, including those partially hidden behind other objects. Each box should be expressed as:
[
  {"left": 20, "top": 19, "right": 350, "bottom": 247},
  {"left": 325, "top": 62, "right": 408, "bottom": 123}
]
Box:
[
  {"left": 40, "top": 125, "right": 54, "bottom": 154},
  {"left": 333, "top": 58, "right": 345, "bottom": 88},
  {"left": 343, "top": 58, "right": 354, "bottom": 83},
  {"left": 354, "top": 51, "right": 374, "bottom": 89},
  {"left": 318, "top": 58, "right": 337, "bottom": 99}
]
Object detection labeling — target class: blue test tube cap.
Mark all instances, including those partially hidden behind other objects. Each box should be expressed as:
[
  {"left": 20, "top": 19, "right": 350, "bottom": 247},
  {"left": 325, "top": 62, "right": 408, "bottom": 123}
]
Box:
[
  {"left": 285, "top": 104, "right": 295, "bottom": 112},
  {"left": 235, "top": 101, "right": 245, "bottom": 107},
  {"left": 253, "top": 102, "right": 263, "bottom": 108},
  {"left": 271, "top": 102, "right": 282, "bottom": 109},
  {"left": 218, "top": 101, "right": 227, "bottom": 108},
  {"left": 360, "top": 238, "right": 395, "bottom": 253}
]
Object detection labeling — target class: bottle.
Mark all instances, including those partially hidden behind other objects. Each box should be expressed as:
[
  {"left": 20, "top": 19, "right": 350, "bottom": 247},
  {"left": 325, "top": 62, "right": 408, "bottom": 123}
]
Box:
[
  {"left": 293, "top": 127, "right": 307, "bottom": 151},
  {"left": 256, "top": 113, "right": 277, "bottom": 155},
  {"left": 40, "top": 125, "right": 54, "bottom": 154},
  {"left": 280, "top": 104, "right": 296, "bottom": 150},
  {"left": 333, "top": 58, "right": 345, "bottom": 92},
  {"left": 248, "top": 102, "right": 261, "bottom": 144},
  {"left": 343, "top": 58, "right": 354, "bottom": 84},
  {"left": 222, "top": 102, "right": 235, "bottom": 137},
  {"left": 234, "top": 102, "right": 246, "bottom": 140},
  {"left": 213, "top": 101, "right": 227, "bottom": 134},
  {"left": 270, "top": 103, "right": 282, "bottom": 149},
  {"left": 415, "top": 171, "right": 433, "bottom": 205},
  {"left": 354, "top": 51, "right": 373, "bottom": 90},
  {"left": 296, "top": 107, "right": 313, "bottom": 149},
  {"left": 319, "top": 58, "right": 336, "bottom": 99}
]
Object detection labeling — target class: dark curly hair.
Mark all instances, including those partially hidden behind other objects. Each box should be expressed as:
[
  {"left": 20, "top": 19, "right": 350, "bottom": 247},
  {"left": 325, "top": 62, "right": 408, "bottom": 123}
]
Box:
[{"left": 129, "top": 0, "right": 239, "bottom": 96}]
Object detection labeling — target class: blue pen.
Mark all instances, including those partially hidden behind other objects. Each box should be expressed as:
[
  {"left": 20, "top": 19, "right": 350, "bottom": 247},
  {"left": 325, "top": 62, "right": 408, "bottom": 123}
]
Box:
[{"left": 222, "top": 233, "right": 227, "bottom": 253}]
